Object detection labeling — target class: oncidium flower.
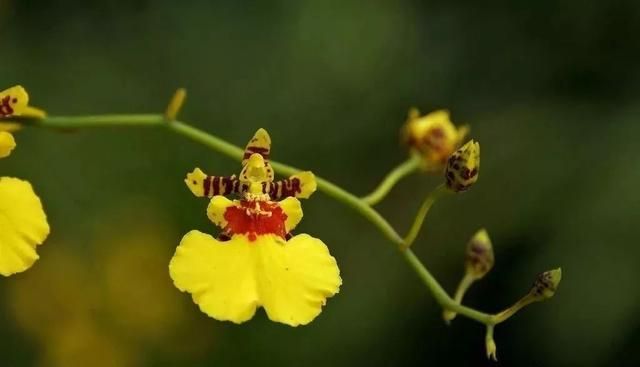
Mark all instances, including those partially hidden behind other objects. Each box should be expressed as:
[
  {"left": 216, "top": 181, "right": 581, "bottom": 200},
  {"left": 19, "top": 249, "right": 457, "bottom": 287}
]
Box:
[
  {"left": 445, "top": 140, "right": 480, "bottom": 192},
  {"left": 170, "top": 129, "right": 341, "bottom": 326},
  {"left": 0, "top": 85, "right": 49, "bottom": 276},
  {"left": 402, "top": 108, "right": 469, "bottom": 171}
]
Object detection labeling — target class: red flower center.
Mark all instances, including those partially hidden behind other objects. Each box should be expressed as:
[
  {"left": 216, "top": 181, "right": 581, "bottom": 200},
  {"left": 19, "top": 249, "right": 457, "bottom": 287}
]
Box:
[{"left": 223, "top": 200, "right": 288, "bottom": 241}]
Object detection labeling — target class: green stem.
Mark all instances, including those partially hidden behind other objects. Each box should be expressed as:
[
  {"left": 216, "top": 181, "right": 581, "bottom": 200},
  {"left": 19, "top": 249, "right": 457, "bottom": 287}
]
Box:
[
  {"left": 492, "top": 292, "right": 537, "bottom": 324},
  {"left": 443, "top": 272, "right": 476, "bottom": 322},
  {"left": 168, "top": 121, "right": 245, "bottom": 161},
  {"left": 403, "top": 184, "right": 448, "bottom": 248},
  {"left": 32, "top": 114, "right": 164, "bottom": 128},
  {"left": 361, "top": 155, "right": 421, "bottom": 205},
  {"left": 402, "top": 249, "right": 493, "bottom": 323},
  {"left": 29, "top": 114, "right": 494, "bottom": 325}
]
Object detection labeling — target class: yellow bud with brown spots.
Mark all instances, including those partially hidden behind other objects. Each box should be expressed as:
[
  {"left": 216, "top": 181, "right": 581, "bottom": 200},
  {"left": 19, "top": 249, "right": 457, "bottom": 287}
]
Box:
[
  {"left": 464, "top": 229, "right": 494, "bottom": 280},
  {"left": 529, "top": 268, "right": 562, "bottom": 301},
  {"left": 445, "top": 140, "right": 480, "bottom": 192}
]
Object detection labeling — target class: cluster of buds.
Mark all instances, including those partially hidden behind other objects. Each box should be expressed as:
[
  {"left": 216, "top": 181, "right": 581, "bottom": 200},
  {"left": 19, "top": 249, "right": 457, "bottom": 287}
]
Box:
[
  {"left": 400, "top": 107, "right": 480, "bottom": 193},
  {"left": 401, "top": 107, "right": 560, "bottom": 361},
  {"left": 444, "top": 227, "right": 561, "bottom": 360}
]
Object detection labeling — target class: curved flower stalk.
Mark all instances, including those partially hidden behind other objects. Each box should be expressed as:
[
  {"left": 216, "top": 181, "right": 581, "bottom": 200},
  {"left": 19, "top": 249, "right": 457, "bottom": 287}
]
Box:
[
  {"left": 170, "top": 129, "right": 341, "bottom": 326},
  {"left": 17, "top": 88, "right": 562, "bottom": 359},
  {"left": 0, "top": 86, "right": 49, "bottom": 276}
]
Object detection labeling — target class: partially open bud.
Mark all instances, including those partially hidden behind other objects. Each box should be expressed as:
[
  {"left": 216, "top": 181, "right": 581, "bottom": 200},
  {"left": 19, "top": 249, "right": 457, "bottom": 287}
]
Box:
[
  {"left": 401, "top": 108, "right": 469, "bottom": 172},
  {"left": 529, "top": 268, "right": 562, "bottom": 301},
  {"left": 465, "top": 229, "right": 494, "bottom": 280},
  {"left": 445, "top": 140, "right": 480, "bottom": 192}
]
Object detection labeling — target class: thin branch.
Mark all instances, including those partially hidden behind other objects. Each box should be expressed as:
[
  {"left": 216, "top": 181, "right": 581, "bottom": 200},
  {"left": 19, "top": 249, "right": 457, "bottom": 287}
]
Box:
[{"left": 361, "top": 154, "right": 421, "bottom": 205}]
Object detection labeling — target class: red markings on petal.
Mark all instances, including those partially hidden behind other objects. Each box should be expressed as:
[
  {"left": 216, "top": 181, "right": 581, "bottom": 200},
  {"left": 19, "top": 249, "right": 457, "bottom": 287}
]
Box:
[
  {"left": 0, "top": 95, "right": 15, "bottom": 117},
  {"left": 223, "top": 200, "right": 288, "bottom": 241},
  {"left": 243, "top": 146, "right": 270, "bottom": 160}
]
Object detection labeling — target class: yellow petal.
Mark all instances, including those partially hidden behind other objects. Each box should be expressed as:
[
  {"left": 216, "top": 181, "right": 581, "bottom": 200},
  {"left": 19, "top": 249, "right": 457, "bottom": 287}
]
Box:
[
  {"left": 402, "top": 109, "right": 467, "bottom": 171},
  {"left": 21, "top": 106, "right": 46, "bottom": 119},
  {"left": 169, "top": 230, "right": 259, "bottom": 323},
  {"left": 278, "top": 197, "right": 302, "bottom": 232},
  {"left": 456, "top": 124, "right": 470, "bottom": 145},
  {"left": 289, "top": 171, "right": 317, "bottom": 199},
  {"left": 206, "top": 195, "right": 236, "bottom": 229},
  {"left": 0, "top": 122, "right": 22, "bottom": 133},
  {"left": 255, "top": 234, "right": 341, "bottom": 326},
  {"left": 0, "top": 177, "right": 50, "bottom": 276},
  {"left": 242, "top": 128, "right": 271, "bottom": 166},
  {"left": 0, "top": 85, "right": 29, "bottom": 117},
  {"left": 184, "top": 168, "right": 207, "bottom": 197},
  {"left": 0, "top": 131, "right": 16, "bottom": 158}
]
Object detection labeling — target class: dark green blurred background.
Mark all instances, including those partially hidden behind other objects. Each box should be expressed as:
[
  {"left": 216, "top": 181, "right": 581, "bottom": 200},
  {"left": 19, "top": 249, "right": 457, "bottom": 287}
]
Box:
[{"left": 2, "top": 1, "right": 639, "bottom": 366}]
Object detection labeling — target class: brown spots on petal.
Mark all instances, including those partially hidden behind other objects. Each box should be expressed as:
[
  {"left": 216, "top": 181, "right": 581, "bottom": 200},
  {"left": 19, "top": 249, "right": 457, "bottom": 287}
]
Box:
[{"left": 0, "top": 95, "right": 15, "bottom": 117}]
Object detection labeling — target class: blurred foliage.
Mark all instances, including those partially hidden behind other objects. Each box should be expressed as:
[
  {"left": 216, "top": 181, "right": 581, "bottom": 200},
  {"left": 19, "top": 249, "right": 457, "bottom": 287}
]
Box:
[{"left": 1, "top": 0, "right": 639, "bottom": 366}]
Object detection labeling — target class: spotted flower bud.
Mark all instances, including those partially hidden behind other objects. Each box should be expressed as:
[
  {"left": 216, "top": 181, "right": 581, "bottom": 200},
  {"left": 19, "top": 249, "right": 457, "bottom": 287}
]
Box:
[
  {"left": 445, "top": 140, "right": 480, "bottom": 192},
  {"left": 402, "top": 108, "right": 469, "bottom": 172},
  {"left": 443, "top": 229, "right": 494, "bottom": 323},
  {"left": 529, "top": 268, "right": 562, "bottom": 301},
  {"left": 464, "top": 229, "right": 494, "bottom": 280}
]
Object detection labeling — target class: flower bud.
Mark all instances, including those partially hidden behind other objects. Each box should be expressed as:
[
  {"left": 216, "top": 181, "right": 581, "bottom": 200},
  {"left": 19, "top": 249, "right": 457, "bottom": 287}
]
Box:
[
  {"left": 492, "top": 268, "right": 563, "bottom": 325},
  {"left": 464, "top": 229, "right": 494, "bottom": 280},
  {"left": 529, "top": 268, "right": 562, "bottom": 301},
  {"left": 445, "top": 140, "right": 480, "bottom": 192},
  {"left": 401, "top": 108, "right": 468, "bottom": 172}
]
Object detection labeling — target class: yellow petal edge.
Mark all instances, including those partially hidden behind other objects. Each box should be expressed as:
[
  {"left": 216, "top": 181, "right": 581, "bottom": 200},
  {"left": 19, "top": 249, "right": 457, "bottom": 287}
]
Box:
[
  {"left": 0, "top": 177, "right": 50, "bottom": 276},
  {"left": 0, "top": 132, "right": 16, "bottom": 158},
  {"left": 169, "top": 231, "right": 341, "bottom": 326}
]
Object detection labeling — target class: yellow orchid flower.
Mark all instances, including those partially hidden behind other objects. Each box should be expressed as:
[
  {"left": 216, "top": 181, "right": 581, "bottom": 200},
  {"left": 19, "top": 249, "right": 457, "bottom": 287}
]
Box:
[
  {"left": 170, "top": 129, "right": 341, "bottom": 326},
  {"left": 402, "top": 108, "right": 469, "bottom": 172},
  {"left": 0, "top": 85, "right": 50, "bottom": 276}
]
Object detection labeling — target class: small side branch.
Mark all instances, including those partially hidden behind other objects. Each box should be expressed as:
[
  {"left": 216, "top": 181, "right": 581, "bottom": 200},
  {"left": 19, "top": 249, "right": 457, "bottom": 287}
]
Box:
[{"left": 361, "top": 154, "right": 421, "bottom": 205}]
